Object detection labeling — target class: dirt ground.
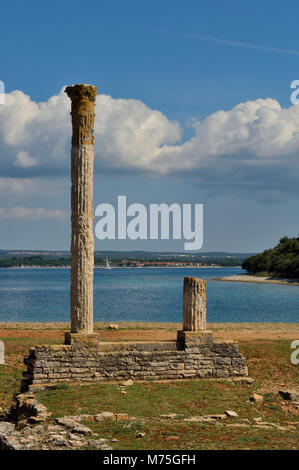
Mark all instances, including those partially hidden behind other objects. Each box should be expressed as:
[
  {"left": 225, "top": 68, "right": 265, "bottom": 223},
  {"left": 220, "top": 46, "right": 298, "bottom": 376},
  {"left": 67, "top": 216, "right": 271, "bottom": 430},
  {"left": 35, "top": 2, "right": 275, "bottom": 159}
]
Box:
[{"left": 0, "top": 322, "right": 298, "bottom": 343}]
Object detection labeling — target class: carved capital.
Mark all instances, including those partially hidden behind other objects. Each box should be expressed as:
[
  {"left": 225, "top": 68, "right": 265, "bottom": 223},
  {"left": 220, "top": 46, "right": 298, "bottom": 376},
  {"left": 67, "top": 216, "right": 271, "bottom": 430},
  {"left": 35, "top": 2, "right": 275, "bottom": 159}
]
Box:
[
  {"left": 65, "top": 84, "right": 98, "bottom": 146},
  {"left": 65, "top": 84, "right": 97, "bottom": 105}
]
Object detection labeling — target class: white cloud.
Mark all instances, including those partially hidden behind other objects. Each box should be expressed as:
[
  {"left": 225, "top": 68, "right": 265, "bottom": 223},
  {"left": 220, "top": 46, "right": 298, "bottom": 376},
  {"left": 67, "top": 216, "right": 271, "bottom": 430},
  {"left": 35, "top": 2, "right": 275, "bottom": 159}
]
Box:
[
  {"left": 1, "top": 88, "right": 299, "bottom": 196},
  {"left": 14, "top": 150, "right": 38, "bottom": 167},
  {"left": 0, "top": 207, "right": 65, "bottom": 220},
  {"left": 0, "top": 177, "right": 64, "bottom": 196},
  {"left": 94, "top": 94, "right": 182, "bottom": 170},
  {"left": 153, "top": 98, "right": 299, "bottom": 174},
  {"left": 0, "top": 88, "right": 181, "bottom": 175}
]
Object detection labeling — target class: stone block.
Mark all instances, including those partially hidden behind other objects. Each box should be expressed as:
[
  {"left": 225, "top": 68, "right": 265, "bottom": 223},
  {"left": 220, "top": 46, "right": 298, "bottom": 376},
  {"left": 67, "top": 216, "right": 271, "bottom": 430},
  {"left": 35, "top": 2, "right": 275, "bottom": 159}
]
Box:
[
  {"left": 64, "top": 332, "right": 100, "bottom": 346},
  {"left": 115, "top": 414, "right": 129, "bottom": 421},
  {"left": 177, "top": 330, "right": 213, "bottom": 350},
  {"left": 94, "top": 412, "right": 114, "bottom": 422},
  {"left": 212, "top": 342, "right": 238, "bottom": 356},
  {"left": 214, "top": 357, "right": 232, "bottom": 365}
]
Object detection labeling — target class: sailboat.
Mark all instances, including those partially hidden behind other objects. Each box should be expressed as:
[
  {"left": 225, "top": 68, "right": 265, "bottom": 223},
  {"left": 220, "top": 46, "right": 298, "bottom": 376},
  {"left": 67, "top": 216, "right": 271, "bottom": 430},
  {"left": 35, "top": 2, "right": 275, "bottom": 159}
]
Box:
[{"left": 105, "top": 256, "right": 112, "bottom": 269}]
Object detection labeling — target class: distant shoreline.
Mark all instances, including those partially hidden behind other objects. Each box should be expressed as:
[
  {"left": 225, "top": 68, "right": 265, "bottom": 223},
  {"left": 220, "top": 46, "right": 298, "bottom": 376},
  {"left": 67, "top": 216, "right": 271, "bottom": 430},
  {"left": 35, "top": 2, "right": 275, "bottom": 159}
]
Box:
[
  {"left": 2, "top": 265, "right": 231, "bottom": 270},
  {"left": 214, "top": 274, "right": 299, "bottom": 286}
]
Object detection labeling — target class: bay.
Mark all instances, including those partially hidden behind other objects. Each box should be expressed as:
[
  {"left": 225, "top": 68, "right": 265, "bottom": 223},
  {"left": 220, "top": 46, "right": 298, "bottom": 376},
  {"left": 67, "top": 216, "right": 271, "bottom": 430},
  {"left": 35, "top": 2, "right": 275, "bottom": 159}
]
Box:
[{"left": 0, "top": 267, "right": 298, "bottom": 323}]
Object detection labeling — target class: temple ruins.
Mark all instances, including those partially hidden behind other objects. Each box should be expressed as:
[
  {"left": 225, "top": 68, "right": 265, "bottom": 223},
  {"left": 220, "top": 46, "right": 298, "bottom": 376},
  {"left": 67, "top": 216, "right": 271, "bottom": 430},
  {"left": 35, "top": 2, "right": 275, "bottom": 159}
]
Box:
[{"left": 22, "top": 84, "right": 247, "bottom": 389}]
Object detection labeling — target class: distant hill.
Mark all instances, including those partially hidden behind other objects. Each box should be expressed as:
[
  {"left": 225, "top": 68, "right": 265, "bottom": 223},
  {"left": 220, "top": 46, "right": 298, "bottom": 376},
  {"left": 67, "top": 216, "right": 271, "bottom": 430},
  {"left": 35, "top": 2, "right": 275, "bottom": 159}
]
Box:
[
  {"left": 242, "top": 237, "right": 299, "bottom": 278},
  {"left": 0, "top": 249, "right": 254, "bottom": 260},
  {"left": 0, "top": 250, "right": 255, "bottom": 268}
]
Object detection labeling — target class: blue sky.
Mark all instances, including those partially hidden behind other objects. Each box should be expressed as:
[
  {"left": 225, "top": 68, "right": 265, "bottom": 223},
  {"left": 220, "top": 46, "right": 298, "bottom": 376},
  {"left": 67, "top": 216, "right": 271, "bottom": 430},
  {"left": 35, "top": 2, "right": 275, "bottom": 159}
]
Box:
[{"left": 1, "top": 0, "right": 299, "bottom": 252}]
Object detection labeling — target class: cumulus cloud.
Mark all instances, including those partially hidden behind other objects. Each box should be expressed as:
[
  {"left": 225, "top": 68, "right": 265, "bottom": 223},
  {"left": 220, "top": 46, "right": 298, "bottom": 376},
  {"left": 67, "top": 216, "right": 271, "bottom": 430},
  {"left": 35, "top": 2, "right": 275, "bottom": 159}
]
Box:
[
  {"left": 14, "top": 150, "right": 38, "bottom": 168},
  {"left": 1, "top": 88, "right": 299, "bottom": 196},
  {"left": 153, "top": 99, "right": 299, "bottom": 173},
  {"left": 0, "top": 207, "right": 65, "bottom": 220},
  {"left": 0, "top": 88, "right": 181, "bottom": 177}
]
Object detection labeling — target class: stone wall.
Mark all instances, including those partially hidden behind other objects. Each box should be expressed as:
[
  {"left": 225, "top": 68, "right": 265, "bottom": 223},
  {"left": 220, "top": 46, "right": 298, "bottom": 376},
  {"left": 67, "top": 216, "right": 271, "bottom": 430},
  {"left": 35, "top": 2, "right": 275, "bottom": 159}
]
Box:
[{"left": 22, "top": 332, "right": 247, "bottom": 389}]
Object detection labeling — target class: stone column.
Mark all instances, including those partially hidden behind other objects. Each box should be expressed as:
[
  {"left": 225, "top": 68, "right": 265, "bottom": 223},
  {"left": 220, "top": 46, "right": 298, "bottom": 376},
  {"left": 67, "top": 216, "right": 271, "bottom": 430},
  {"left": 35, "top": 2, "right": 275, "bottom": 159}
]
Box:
[
  {"left": 177, "top": 276, "right": 211, "bottom": 350},
  {"left": 183, "top": 277, "right": 206, "bottom": 331},
  {"left": 65, "top": 84, "right": 97, "bottom": 335}
]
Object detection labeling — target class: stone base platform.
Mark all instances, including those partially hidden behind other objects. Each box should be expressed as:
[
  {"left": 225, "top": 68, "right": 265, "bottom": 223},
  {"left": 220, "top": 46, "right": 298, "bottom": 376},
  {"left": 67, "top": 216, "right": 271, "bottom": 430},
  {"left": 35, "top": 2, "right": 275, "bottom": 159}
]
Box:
[{"left": 22, "top": 331, "right": 247, "bottom": 389}]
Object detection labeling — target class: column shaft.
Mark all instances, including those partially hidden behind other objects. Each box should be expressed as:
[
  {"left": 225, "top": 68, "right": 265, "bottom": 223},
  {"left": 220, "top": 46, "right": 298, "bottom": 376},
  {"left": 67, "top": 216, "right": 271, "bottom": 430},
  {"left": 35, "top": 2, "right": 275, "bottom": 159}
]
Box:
[
  {"left": 65, "top": 84, "right": 97, "bottom": 334},
  {"left": 183, "top": 277, "right": 207, "bottom": 331}
]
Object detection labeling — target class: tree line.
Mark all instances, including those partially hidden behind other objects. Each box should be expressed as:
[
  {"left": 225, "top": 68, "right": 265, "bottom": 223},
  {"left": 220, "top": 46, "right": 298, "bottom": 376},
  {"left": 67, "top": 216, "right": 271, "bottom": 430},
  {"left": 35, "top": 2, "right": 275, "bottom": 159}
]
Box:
[
  {"left": 0, "top": 255, "right": 243, "bottom": 268},
  {"left": 242, "top": 236, "right": 299, "bottom": 278}
]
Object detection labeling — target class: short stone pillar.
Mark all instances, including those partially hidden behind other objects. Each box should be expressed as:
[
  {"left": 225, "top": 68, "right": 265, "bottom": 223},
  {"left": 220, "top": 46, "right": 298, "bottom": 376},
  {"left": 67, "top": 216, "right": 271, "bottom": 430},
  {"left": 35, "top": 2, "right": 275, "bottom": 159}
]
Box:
[
  {"left": 65, "top": 84, "right": 97, "bottom": 335},
  {"left": 183, "top": 277, "right": 207, "bottom": 331},
  {"left": 178, "top": 277, "right": 212, "bottom": 350}
]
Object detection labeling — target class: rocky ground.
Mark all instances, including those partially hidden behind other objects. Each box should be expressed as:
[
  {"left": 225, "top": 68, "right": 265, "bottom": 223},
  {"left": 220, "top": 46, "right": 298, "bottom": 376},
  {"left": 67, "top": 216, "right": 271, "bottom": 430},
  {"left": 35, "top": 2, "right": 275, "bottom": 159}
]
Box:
[
  {"left": 0, "top": 419, "right": 113, "bottom": 451},
  {"left": 0, "top": 390, "right": 128, "bottom": 450}
]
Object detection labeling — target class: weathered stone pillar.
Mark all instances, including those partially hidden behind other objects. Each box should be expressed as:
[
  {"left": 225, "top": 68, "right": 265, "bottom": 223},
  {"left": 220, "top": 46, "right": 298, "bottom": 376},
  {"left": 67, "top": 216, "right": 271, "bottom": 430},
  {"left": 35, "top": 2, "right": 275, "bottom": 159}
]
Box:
[
  {"left": 177, "top": 277, "right": 211, "bottom": 350},
  {"left": 183, "top": 277, "right": 207, "bottom": 331},
  {"left": 65, "top": 84, "right": 97, "bottom": 335}
]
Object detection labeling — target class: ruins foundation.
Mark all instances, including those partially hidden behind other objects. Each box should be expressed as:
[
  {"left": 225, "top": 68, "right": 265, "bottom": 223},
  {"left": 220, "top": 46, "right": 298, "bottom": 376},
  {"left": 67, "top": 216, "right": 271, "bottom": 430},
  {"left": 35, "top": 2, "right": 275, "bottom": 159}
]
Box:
[
  {"left": 21, "top": 84, "right": 247, "bottom": 389},
  {"left": 23, "top": 274, "right": 247, "bottom": 386}
]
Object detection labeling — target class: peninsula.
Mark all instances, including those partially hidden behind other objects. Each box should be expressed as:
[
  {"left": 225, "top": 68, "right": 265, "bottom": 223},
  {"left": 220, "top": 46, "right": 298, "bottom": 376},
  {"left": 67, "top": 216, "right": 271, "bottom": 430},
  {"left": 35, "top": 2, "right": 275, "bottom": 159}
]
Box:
[{"left": 216, "top": 236, "right": 299, "bottom": 285}]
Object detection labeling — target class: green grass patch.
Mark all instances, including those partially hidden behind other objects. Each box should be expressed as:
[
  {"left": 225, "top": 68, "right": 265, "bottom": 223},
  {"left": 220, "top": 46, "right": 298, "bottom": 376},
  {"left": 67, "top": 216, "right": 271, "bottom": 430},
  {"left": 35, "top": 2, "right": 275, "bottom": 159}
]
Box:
[{"left": 38, "top": 379, "right": 288, "bottom": 426}]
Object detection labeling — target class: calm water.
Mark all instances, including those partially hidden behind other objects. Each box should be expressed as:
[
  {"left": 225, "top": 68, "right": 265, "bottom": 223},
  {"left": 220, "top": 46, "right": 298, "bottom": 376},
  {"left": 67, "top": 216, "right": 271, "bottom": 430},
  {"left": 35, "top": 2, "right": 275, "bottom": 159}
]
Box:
[{"left": 0, "top": 267, "right": 298, "bottom": 323}]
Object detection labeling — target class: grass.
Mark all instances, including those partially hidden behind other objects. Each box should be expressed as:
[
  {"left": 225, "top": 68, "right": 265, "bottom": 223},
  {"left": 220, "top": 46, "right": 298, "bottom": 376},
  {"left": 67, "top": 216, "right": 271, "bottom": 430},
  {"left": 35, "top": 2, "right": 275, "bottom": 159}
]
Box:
[
  {"left": 86, "top": 420, "right": 299, "bottom": 450},
  {"left": 0, "top": 335, "right": 61, "bottom": 411},
  {"left": 0, "top": 326, "right": 298, "bottom": 449},
  {"left": 39, "top": 380, "right": 255, "bottom": 418},
  {"left": 241, "top": 339, "right": 299, "bottom": 388}
]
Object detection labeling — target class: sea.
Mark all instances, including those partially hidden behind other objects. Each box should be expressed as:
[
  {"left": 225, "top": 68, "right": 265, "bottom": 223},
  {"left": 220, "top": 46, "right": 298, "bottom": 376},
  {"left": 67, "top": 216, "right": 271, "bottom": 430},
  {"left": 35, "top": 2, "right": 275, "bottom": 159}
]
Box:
[{"left": 0, "top": 267, "right": 298, "bottom": 323}]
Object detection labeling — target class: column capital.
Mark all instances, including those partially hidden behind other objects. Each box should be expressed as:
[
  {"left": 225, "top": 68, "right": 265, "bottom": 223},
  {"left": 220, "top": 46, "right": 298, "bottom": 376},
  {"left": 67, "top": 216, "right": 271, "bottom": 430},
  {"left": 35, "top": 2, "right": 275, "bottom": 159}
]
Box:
[
  {"left": 65, "top": 84, "right": 97, "bottom": 147},
  {"left": 65, "top": 84, "right": 97, "bottom": 105}
]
